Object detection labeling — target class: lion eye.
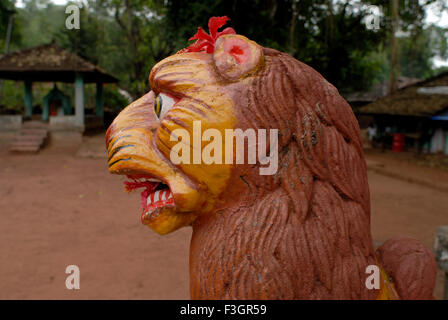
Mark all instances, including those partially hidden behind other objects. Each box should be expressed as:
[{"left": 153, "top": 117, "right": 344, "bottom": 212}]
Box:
[{"left": 154, "top": 93, "right": 175, "bottom": 119}]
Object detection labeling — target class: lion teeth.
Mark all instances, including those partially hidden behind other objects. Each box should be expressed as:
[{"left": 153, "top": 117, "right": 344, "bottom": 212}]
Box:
[
  {"left": 144, "top": 188, "right": 174, "bottom": 211},
  {"left": 154, "top": 190, "right": 160, "bottom": 202}
]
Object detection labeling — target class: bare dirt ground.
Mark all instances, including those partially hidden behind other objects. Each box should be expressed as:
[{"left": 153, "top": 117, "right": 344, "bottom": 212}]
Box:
[{"left": 0, "top": 135, "right": 446, "bottom": 299}]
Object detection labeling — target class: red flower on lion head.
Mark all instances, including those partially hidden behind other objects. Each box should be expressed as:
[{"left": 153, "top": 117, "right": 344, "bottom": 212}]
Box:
[{"left": 180, "top": 16, "right": 236, "bottom": 54}]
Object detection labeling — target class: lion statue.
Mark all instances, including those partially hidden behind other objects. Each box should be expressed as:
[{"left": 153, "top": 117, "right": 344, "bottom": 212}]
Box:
[{"left": 106, "top": 17, "right": 437, "bottom": 299}]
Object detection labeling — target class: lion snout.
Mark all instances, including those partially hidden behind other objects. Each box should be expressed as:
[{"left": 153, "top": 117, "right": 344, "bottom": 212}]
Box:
[{"left": 106, "top": 92, "right": 160, "bottom": 174}]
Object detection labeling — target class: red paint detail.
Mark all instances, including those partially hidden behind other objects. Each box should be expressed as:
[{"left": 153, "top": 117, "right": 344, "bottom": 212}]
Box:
[
  {"left": 189, "top": 27, "right": 213, "bottom": 43},
  {"left": 164, "top": 92, "right": 181, "bottom": 105},
  {"left": 105, "top": 126, "right": 112, "bottom": 148},
  {"left": 230, "top": 45, "right": 243, "bottom": 55},
  {"left": 208, "top": 16, "right": 231, "bottom": 38},
  {"left": 221, "top": 38, "right": 251, "bottom": 65},
  {"left": 148, "top": 190, "right": 174, "bottom": 209},
  {"left": 140, "top": 210, "right": 145, "bottom": 224},
  {"left": 185, "top": 16, "right": 236, "bottom": 53},
  {"left": 128, "top": 176, "right": 175, "bottom": 211},
  {"left": 229, "top": 45, "right": 244, "bottom": 64},
  {"left": 140, "top": 190, "right": 175, "bottom": 224},
  {"left": 124, "top": 179, "right": 157, "bottom": 192},
  {"left": 126, "top": 174, "right": 155, "bottom": 180},
  {"left": 150, "top": 191, "right": 155, "bottom": 205},
  {"left": 123, "top": 177, "right": 160, "bottom": 212}
]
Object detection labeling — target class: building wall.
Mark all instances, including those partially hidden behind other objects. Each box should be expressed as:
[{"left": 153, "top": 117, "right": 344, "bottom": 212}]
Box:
[
  {"left": 430, "top": 128, "right": 447, "bottom": 155},
  {"left": 430, "top": 108, "right": 448, "bottom": 155}
]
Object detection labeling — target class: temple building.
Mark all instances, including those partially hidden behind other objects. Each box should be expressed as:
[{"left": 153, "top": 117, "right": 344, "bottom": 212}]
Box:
[
  {"left": 0, "top": 42, "right": 118, "bottom": 151},
  {"left": 357, "top": 71, "right": 448, "bottom": 155}
]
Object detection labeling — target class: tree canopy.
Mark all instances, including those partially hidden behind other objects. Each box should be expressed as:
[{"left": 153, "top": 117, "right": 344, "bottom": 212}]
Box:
[{"left": 1, "top": 0, "right": 447, "bottom": 108}]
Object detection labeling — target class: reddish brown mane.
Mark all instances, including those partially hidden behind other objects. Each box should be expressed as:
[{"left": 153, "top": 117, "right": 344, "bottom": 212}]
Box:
[{"left": 190, "top": 48, "right": 378, "bottom": 299}]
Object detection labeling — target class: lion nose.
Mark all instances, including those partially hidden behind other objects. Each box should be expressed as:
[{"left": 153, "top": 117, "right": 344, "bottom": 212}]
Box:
[
  {"left": 106, "top": 92, "right": 156, "bottom": 148},
  {"left": 106, "top": 92, "right": 158, "bottom": 172}
]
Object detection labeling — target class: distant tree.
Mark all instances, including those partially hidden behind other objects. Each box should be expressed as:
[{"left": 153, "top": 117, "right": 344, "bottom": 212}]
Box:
[
  {"left": 163, "top": 0, "right": 386, "bottom": 94},
  {"left": 17, "top": 0, "right": 65, "bottom": 48},
  {"left": 367, "top": 0, "right": 448, "bottom": 90},
  {"left": 55, "top": 1, "right": 105, "bottom": 65},
  {"left": 0, "top": 0, "right": 13, "bottom": 38},
  {"left": 96, "top": 0, "right": 171, "bottom": 97},
  {"left": 399, "top": 25, "right": 447, "bottom": 79},
  {"left": 4, "top": 0, "right": 447, "bottom": 111},
  {"left": 0, "top": 0, "right": 21, "bottom": 51}
]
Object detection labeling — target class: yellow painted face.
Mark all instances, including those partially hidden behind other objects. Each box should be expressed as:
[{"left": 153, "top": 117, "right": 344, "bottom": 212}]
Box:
[{"left": 106, "top": 35, "right": 264, "bottom": 234}]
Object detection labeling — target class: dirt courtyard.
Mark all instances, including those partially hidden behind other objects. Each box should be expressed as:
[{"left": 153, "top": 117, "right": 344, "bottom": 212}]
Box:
[{"left": 0, "top": 137, "right": 447, "bottom": 299}]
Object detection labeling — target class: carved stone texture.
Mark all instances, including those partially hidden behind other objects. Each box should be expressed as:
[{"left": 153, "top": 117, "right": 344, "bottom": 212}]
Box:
[
  {"left": 435, "top": 226, "right": 448, "bottom": 300},
  {"left": 435, "top": 226, "right": 448, "bottom": 271},
  {"left": 105, "top": 17, "right": 438, "bottom": 300}
]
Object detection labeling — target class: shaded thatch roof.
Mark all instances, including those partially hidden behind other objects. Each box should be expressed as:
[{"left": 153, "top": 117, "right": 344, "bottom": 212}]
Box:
[
  {"left": 346, "top": 77, "right": 420, "bottom": 103},
  {"left": 359, "top": 71, "right": 448, "bottom": 117},
  {"left": 0, "top": 42, "right": 118, "bottom": 83}
]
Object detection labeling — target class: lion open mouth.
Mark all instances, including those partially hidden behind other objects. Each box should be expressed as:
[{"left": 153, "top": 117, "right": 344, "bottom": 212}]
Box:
[{"left": 124, "top": 175, "right": 175, "bottom": 224}]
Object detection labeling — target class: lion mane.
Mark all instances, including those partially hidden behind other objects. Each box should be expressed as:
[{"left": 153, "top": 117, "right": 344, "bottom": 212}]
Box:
[
  {"left": 107, "top": 21, "right": 437, "bottom": 299},
  {"left": 189, "top": 47, "right": 378, "bottom": 299}
]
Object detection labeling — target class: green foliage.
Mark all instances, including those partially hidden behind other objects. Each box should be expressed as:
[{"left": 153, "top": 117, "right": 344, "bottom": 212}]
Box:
[
  {"left": 0, "top": 0, "right": 21, "bottom": 51},
  {"left": 0, "top": 80, "right": 24, "bottom": 114},
  {"left": 17, "top": 0, "right": 66, "bottom": 48},
  {"left": 0, "top": 0, "right": 13, "bottom": 37},
  {"left": 163, "top": 0, "right": 386, "bottom": 93},
  {"left": 1, "top": 0, "right": 447, "bottom": 114},
  {"left": 400, "top": 27, "right": 436, "bottom": 79},
  {"left": 55, "top": 2, "right": 104, "bottom": 64},
  {"left": 354, "top": 24, "right": 448, "bottom": 84},
  {"left": 103, "top": 84, "right": 131, "bottom": 113},
  {"left": 95, "top": 0, "right": 171, "bottom": 97}
]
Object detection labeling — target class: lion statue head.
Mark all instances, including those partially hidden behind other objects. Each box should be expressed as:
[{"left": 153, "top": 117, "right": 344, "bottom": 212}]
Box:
[{"left": 106, "top": 17, "right": 436, "bottom": 300}]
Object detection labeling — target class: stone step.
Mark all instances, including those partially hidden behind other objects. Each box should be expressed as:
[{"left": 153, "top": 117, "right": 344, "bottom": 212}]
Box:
[
  {"left": 17, "top": 130, "right": 47, "bottom": 137},
  {"left": 11, "top": 136, "right": 44, "bottom": 143},
  {"left": 9, "top": 144, "right": 41, "bottom": 153},
  {"left": 11, "top": 139, "right": 44, "bottom": 147},
  {"left": 15, "top": 134, "right": 45, "bottom": 141},
  {"left": 21, "top": 125, "right": 48, "bottom": 131},
  {"left": 9, "top": 123, "right": 49, "bottom": 153},
  {"left": 20, "top": 129, "right": 48, "bottom": 137},
  {"left": 22, "top": 121, "right": 48, "bottom": 129}
]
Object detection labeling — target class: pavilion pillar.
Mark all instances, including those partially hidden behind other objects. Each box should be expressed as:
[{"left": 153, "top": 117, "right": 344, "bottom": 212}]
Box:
[
  {"left": 24, "top": 81, "right": 33, "bottom": 118},
  {"left": 96, "top": 82, "right": 103, "bottom": 117},
  {"left": 75, "top": 73, "right": 85, "bottom": 131}
]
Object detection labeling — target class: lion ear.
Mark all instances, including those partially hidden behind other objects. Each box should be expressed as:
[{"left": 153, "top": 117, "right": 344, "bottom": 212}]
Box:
[{"left": 213, "top": 34, "right": 264, "bottom": 81}]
